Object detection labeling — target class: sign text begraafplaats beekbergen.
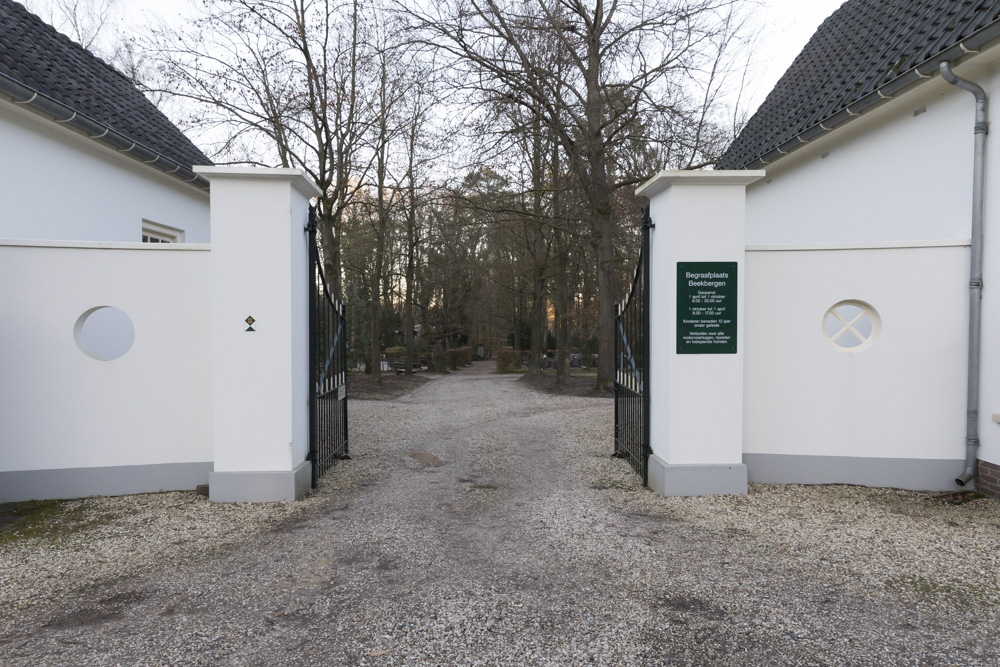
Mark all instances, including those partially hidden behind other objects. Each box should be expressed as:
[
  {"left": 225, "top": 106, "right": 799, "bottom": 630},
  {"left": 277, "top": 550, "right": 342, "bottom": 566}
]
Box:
[{"left": 677, "top": 262, "right": 737, "bottom": 354}]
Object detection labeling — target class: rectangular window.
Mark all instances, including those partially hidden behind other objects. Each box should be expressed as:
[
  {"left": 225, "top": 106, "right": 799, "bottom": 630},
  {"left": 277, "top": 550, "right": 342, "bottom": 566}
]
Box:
[{"left": 141, "top": 220, "right": 184, "bottom": 244}]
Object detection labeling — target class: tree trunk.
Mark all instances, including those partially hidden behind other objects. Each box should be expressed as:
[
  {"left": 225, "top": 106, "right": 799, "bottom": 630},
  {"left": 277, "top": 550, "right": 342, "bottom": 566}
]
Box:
[
  {"left": 530, "top": 262, "right": 546, "bottom": 374},
  {"left": 404, "top": 208, "right": 416, "bottom": 376},
  {"left": 528, "top": 116, "right": 547, "bottom": 374},
  {"left": 370, "top": 240, "right": 385, "bottom": 384},
  {"left": 551, "top": 140, "right": 568, "bottom": 386},
  {"left": 554, "top": 228, "right": 571, "bottom": 385},
  {"left": 595, "top": 228, "right": 615, "bottom": 390},
  {"left": 586, "top": 3, "right": 615, "bottom": 391}
]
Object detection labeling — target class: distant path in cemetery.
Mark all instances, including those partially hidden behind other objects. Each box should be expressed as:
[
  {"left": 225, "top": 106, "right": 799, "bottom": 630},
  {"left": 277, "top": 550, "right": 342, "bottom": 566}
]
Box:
[{"left": 3, "top": 361, "right": 999, "bottom": 665}]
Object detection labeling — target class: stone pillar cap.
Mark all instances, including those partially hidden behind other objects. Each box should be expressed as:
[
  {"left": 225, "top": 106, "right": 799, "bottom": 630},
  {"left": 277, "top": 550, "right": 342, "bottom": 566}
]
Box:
[
  {"left": 194, "top": 166, "right": 322, "bottom": 198},
  {"left": 636, "top": 170, "right": 766, "bottom": 199}
]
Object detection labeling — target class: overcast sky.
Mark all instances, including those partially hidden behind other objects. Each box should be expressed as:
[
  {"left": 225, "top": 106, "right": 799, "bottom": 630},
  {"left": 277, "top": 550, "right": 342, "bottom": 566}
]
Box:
[
  {"left": 124, "top": 0, "right": 845, "bottom": 114},
  {"left": 749, "top": 0, "right": 845, "bottom": 109},
  {"left": 25, "top": 0, "right": 847, "bottom": 129}
]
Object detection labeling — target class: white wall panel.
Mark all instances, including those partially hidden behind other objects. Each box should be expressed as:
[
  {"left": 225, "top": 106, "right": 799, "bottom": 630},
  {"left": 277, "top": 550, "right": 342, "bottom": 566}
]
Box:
[
  {"left": 0, "top": 241, "right": 212, "bottom": 472},
  {"left": 0, "top": 102, "right": 209, "bottom": 243},
  {"left": 745, "top": 62, "right": 1000, "bottom": 468},
  {"left": 744, "top": 245, "right": 969, "bottom": 462}
]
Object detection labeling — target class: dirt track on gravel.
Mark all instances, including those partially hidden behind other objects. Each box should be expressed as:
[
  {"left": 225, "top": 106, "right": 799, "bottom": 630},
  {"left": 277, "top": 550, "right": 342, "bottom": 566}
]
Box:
[{"left": 3, "top": 361, "right": 1000, "bottom": 666}]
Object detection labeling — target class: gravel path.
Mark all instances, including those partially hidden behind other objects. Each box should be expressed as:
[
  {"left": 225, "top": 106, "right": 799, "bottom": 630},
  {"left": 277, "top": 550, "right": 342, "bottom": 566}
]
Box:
[{"left": 3, "top": 361, "right": 1000, "bottom": 665}]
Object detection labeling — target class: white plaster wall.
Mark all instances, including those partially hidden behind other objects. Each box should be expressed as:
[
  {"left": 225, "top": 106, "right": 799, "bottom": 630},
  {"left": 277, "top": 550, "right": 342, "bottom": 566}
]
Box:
[
  {"left": 204, "top": 169, "right": 317, "bottom": 475},
  {"left": 745, "top": 83, "right": 972, "bottom": 246},
  {"left": 289, "top": 191, "right": 310, "bottom": 467},
  {"left": 743, "top": 245, "right": 969, "bottom": 462},
  {"left": 0, "top": 241, "right": 212, "bottom": 472},
  {"left": 0, "top": 101, "right": 210, "bottom": 243},
  {"left": 745, "top": 60, "right": 1000, "bottom": 468},
  {"left": 210, "top": 178, "right": 294, "bottom": 472}
]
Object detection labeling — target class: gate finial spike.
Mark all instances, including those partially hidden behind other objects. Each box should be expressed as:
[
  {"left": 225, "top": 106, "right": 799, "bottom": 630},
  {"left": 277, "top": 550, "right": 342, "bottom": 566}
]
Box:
[
  {"left": 642, "top": 206, "right": 654, "bottom": 229},
  {"left": 306, "top": 204, "right": 318, "bottom": 234}
]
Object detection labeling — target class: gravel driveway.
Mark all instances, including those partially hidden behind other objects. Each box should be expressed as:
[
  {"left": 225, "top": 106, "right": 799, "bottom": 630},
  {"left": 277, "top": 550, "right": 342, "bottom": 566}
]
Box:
[{"left": 3, "top": 361, "right": 1000, "bottom": 665}]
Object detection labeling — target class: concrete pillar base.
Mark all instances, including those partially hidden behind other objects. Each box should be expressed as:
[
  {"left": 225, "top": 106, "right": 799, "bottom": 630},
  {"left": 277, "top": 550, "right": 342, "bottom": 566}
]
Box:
[
  {"left": 648, "top": 454, "right": 748, "bottom": 497},
  {"left": 209, "top": 460, "right": 311, "bottom": 502}
]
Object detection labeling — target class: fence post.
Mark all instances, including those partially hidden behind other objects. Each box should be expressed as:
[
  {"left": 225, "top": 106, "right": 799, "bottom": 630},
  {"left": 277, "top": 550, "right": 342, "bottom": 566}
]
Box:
[
  {"left": 642, "top": 207, "right": 653, "bottom": 488},
  {"left": 307, "top": 206, "right": 318, "bottom": 490},
  {"left": 613, "top": 300, "right": 620, "bottom": 458},
  {"left": 341, "top": 302, "right": 349, "bottom": 456},
  {"left": 195, "top": 167, "right": 322, "bottom": 502},
  {"left": 635, "top": 170, "right": 764, "bottom": 496}
]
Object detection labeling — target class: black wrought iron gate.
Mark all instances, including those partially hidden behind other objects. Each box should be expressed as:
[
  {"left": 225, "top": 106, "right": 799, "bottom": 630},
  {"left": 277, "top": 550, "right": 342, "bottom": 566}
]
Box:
[
  {"left": 308, "top": 207, "right": 348, "bottom": 488},
  {"left": 614, "top": 207, "right": 652, "bottom": 485}
]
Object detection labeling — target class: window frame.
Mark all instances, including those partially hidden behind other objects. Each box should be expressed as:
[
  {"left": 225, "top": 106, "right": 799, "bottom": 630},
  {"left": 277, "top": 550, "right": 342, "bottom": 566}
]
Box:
[
  {"left": 823, "top": 300, "right": 880, "bottom": 353},
  {"left": 141, "top": 219, "right": 184, "bottom": 244}
]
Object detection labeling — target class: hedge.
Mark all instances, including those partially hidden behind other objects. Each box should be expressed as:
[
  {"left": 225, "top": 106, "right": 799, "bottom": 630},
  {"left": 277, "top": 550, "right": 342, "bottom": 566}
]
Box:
[{"left": 496, "top": 347, "right": 519, "bottom": 373}]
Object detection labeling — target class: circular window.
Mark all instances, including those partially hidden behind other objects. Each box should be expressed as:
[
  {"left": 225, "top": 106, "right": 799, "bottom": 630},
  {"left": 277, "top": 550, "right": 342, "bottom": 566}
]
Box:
[
  {"left": 823, "top": 301, "right": 879, "bottom": 352},
  {"left": 74, "top": 306, "right": 135, "bottom": 361}
]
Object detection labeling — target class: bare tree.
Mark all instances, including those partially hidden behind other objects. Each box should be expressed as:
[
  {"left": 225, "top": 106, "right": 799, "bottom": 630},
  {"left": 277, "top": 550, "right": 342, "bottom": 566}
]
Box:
[
  {"left": 406, "top": 0, "right": 752, "bottom": 388},
  {"left": 23, "top": 0, "right": 180, "bottom": 110},
  {"left": 24, "top": 0, "right": 119, "bottom": 51},
  {"left": 365, "top": 21, "right": 415, "bottom": 385},
  {"left": 148, "top": 0, "right": 377, "bottom": 297},
  {"left": 401, "top": 77, "right": 436, "bottom": 375}
]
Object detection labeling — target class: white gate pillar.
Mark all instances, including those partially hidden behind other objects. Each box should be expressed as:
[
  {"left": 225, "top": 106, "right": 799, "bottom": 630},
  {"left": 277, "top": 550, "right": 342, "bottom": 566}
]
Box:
[
  {"left": 195, "top": 167, "right": 321, "bottom": 502},
  {"left": 636, "top": 170, "right": 765, "bottom": 496}
]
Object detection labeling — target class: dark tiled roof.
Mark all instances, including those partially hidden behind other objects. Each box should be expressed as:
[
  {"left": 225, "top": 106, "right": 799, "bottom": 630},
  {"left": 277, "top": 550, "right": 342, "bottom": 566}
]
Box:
[
  {"left": 0, "top": 0, "right": 210, "bottom": 173},
  {"left": 718, "top": 0, "right": 1000, "bottom": 170}
]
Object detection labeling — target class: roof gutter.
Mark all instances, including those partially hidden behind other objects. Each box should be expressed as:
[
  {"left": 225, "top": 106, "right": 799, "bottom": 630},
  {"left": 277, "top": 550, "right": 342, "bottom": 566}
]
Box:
[
  {"left": 939, "top": 61, "right": 989, "bottom": 488},
  {"left": 0, "top": 72, "right": 209, "bottom": 191},
  {"left": 741, "top": 18, "right": 1000, "bottom": 171}
]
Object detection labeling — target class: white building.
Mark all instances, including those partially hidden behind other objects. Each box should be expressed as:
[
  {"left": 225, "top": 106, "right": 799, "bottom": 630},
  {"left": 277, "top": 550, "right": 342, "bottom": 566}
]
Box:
[
  {"left": 637, "top": 0, "right": 1000, "bottom": 497},
  {"left": 0, "top": 0, "right": 214, "bottom": 501},
  {"left": 0, "top": 0, "right": 317, "bottom": 503}
]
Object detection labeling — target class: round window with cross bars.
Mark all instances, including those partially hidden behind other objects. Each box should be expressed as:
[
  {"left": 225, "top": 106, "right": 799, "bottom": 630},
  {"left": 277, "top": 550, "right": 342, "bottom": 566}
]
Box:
[{"left": 823, "top": 300, "right": 879, "bottom": 352}]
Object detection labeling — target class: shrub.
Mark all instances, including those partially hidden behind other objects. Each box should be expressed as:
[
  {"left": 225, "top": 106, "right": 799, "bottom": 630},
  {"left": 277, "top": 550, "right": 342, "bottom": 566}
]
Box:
[
  {"left": 384, "top": 346, "right": 407, "bottom": 360},
  {"left": 431, "top": 351, "right": 448, "bottom": 373},
  {"left": 496, "top": 347, "right": 519, "bottom": 373}
]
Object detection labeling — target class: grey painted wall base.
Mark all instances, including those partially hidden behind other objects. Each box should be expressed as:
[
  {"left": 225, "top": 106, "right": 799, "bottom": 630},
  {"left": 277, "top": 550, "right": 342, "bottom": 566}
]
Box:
[
  {"left": 744, "top": 453, "right": 966, "bottom": 491},
  {"left": 647, "top": 455, "right": 748, "bottom": 496},
  {"left": 209, "top": 460, "right": 311, "bottom": 502},
  {"left": 0, "top": 462, "right": 212, "bottom": 502}
]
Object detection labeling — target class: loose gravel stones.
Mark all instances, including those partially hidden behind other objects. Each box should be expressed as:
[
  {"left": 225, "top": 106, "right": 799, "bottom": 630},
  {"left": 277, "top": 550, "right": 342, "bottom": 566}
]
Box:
[{"left": 2, "top": 361, "right": 1000, "bottom": 665}]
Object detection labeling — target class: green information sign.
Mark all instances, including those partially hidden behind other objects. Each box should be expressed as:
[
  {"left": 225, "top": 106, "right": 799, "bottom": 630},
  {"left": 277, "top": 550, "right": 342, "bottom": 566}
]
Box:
[{"left": 677, "top": 262, "right": 738, "bottom": 354}]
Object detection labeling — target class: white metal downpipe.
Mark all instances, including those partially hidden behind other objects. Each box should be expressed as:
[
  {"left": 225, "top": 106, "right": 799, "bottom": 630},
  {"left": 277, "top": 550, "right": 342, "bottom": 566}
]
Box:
[{"left": 939, "top": 61, "right": 989, "bottom": 487}]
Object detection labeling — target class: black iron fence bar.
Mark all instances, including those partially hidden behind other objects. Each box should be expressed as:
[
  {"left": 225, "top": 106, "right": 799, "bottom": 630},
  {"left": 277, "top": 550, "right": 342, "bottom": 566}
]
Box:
[
  {"left": 340, "top": 301, "right": 349, "bottom": 457},
  {"left": 641, "top": 206, "right": 653, "bottom": 487},
  {"left": 614, "top": 299, "right": 620, "bottom": 459},
  {"left": 317, "top": 316, "right": 343, "bottom": 393},
  {"left": 313, "top": 244, "right": 343, "bottom": 318},
  {"left": 619, "top": 220, "right": 646, "bottom": 313},
  {"left": 616, "top": 318, "right": 642, "bottom": 393},
  {"left": 612, "top": 207, "right": 653, "bottom": 486},
  {"left": 308, "top": 205, "right": 349, "bottom": 488},
  {"left": 312, "top": 233, "right": 347, "bottom": 395},
  {"left": 307, "top": 206, "right": 319, "bottom": 489}
]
